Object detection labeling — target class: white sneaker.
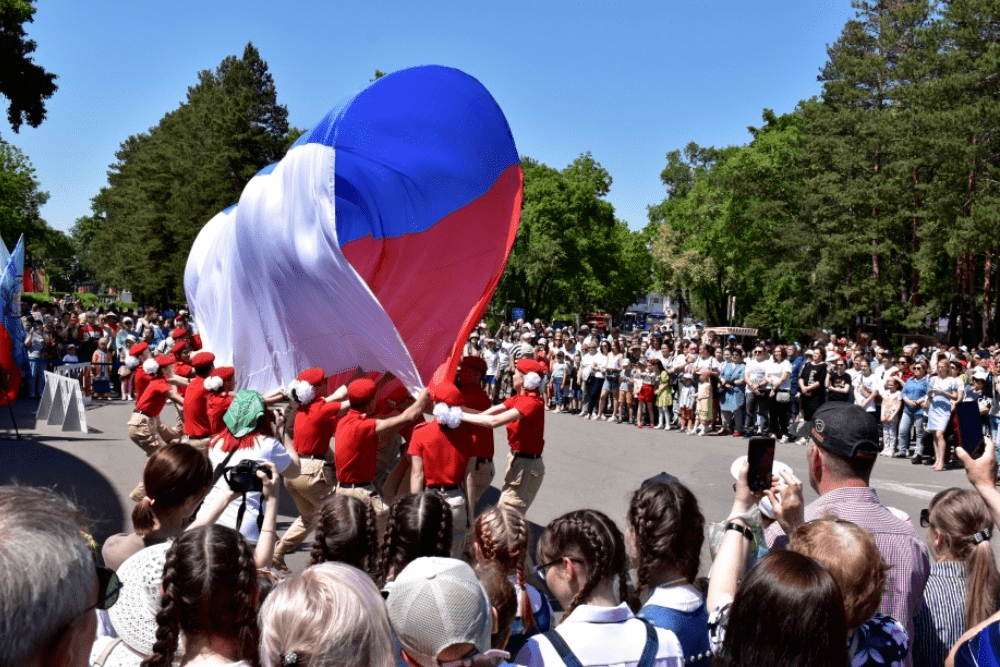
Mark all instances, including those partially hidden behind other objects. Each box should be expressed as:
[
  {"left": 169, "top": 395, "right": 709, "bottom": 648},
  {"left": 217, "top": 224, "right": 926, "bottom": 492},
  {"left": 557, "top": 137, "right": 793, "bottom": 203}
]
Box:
[{"left": 779, "top": 435, "right": 789, "bottom": 444}]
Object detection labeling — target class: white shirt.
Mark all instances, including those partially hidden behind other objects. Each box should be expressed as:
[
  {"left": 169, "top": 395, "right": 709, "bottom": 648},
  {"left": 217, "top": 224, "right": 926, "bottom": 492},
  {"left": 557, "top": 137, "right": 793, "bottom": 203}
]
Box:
[
  {"left": 514, "top": 603, "right": 683, "bottom": 667},
  {"left": 591, "top": 352, "right": 608, "bottom": 378},
  {"left": 644, "top": 583, "right": 704, "bottom": 613},
  {"left": 483, "top": 348, "right": 499, "bottom": 375},
  {"left": 744, "top": 359, "right": 767, "bottom": 390},
  {"left": 693, "top": 356, "right": 720, "bottom": 375},
  {"left": 197, "top": 435, "right": 292, "bottom": 543},
  {"left": 764, "top": 359, "right": 792, "bottom": 390},
  {"left": 872, "top": 364, "right": 898, "bottom": 394},
  {"left": 857, "top": 373, "right": 877, "bottom": 412}
]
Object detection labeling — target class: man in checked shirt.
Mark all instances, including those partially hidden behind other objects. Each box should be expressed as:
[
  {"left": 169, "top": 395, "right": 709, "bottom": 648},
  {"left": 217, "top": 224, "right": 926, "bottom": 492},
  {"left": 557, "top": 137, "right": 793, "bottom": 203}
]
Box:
[{"left": 766, "top": 402, "right": 930, "bottom": 667}]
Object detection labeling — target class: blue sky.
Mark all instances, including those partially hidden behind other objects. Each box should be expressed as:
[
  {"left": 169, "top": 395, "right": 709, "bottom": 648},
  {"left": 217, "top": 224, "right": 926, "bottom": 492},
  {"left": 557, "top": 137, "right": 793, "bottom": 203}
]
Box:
[{"left": 4, "top": 0, "right": 856, "bottom": 234}]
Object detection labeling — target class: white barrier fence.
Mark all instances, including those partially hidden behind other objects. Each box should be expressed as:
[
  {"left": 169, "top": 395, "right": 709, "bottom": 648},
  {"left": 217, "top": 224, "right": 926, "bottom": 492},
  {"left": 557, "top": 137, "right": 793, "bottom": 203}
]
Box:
[{"left": 36, "top": 365, "right": 89, "bottom": 432}]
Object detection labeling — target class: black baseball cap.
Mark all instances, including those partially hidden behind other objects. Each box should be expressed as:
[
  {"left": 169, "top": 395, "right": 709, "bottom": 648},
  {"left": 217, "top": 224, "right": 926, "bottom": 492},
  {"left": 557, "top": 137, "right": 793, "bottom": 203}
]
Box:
[{"left": 793, "top": 403, "right": 879, "bottom": 461}]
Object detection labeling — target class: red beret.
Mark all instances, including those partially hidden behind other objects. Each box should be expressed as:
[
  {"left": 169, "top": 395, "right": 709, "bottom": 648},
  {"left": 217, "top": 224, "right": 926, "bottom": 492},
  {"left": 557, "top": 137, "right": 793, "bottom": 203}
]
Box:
[
  {"left": 385, "top": 385, "right": 411, "bottom": 405},
  {"left": 297, "top": 367, "right": 325, "bottom": 386},
  {"left": 171, "top": 327, "right": 188, "bottom": 339},
  {"left": 347, "top": 378, "right": 377, "bottom": 405},
  {"left": 129, "top": 342, "right": 148, "bottom": 356},
  {"left": 191, "top": 351, "right": 215, "bottom": 368},
  {"left": 211, "top": 366, "right": 235, "bottom": 382},
  {"left": 155, "top": 354, "right": 175, "bottom": 367},
  {"left": 516, "top": 359, "right": 543, "bottom": 375},
  {"left": 431, "top": 382, "right": 464, "bottom": 407},
  {"left": 461, "top": 356, "right": 487, "bottom": 374},
  {"left": 171, "top": 340, "right": 188, "bottom": 355}
]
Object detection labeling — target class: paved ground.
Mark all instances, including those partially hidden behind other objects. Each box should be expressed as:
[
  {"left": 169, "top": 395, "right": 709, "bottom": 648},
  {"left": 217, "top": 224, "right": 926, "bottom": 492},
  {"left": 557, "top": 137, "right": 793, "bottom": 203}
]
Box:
[{"left": 0, "top": 397, "right": 963, "bottom": 576}]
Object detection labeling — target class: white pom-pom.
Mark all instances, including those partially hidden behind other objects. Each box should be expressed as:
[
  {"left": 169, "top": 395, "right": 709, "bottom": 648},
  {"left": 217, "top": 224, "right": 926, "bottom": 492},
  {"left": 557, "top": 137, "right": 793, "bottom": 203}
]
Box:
[
  {"left": 433, "top": 402, "right": 464, "bottom": 429},
  {"left": 142, "top": 359, "right": 159, "bottom": 375},
  {"left": 294, "top": 381, "right": 315, "bottom": 404},
  {"left": 523, "top": 372, "right": 541, "bottom": 390},
  {"left": 125, "top": 355, "right": 141, "bottom": 369},
  {"left": 204, "top": 376, "right": 223, "bottom": 392}
]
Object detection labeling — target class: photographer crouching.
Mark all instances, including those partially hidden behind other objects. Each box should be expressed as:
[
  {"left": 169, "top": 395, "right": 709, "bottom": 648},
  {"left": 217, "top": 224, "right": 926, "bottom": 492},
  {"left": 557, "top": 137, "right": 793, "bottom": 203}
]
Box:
[{"left": 192, "top": 389, "right": 301, "bottom": 545}]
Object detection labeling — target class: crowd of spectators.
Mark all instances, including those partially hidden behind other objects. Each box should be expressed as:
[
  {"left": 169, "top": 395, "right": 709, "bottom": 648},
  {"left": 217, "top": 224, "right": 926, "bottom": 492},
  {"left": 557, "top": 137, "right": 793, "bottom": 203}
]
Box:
[
  {"left": 465, "top": 319, "right": 1000, "bottom": 470},
  {"left": 5, "top": 400, "right": 1000, "bottom": 667},
  {"left": 19, "top": 299, "right": 192, "bottom": 400},
  {"left": 8, "top": 312, "right": 1000, "bottom": 667}
]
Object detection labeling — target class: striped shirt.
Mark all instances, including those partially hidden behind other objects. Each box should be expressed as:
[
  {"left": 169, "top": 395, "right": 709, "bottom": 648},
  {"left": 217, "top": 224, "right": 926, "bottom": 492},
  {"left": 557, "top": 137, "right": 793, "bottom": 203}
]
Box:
[
  {"left": 766, "top": 486, "right": 931, "bottom": 667},
  {"left": 913, "top": 561, "right": 967, "bottom": 667}
]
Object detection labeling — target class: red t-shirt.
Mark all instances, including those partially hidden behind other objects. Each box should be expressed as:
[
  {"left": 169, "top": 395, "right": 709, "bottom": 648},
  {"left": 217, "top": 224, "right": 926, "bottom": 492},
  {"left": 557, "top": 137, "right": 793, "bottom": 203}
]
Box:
[
  {"left": 207, "top": 392, "right": 234, "bottom": 434},
  {"left": 183, "top": 377, "right": 211, "bottom": 437},
  {"left": 136, "top": 377, "right": 171, "bottom": 417},
  {"left": 334, "top": 410, "right": 379, "bottom": 484},
  {"left": 134, "top": 367, "right": 151, "bottom": 403},
  {"left": 294, "top": 399, "right": 342, "bottom": 457},
  {"left": 503, "top": 392, "right": 545, "bottom": 455},
  {"left": 460, "top": 386, "right": 495, "bottom": 458},
  {"left": 408, "top": 421, "right": 476, "bottom": 486}
]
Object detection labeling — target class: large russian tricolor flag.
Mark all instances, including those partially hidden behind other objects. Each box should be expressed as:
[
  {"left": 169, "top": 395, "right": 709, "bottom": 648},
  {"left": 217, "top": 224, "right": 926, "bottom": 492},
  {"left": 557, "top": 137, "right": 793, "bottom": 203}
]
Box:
[{"left": 185, "top": 66, "right": 522, "bottom": 394}]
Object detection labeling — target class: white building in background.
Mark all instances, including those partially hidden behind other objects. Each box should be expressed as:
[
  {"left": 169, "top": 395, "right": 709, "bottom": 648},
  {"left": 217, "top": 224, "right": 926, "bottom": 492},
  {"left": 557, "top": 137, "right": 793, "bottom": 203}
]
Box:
[{"left": 628, "top": 291, "right": 671, "bottom": 314}]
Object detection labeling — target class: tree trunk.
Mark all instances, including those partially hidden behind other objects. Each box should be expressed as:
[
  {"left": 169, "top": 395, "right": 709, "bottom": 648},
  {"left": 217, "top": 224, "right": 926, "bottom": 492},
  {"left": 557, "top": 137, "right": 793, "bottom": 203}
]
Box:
[{"left": 984, "top": 248, "right": 994, "bottom": 342}]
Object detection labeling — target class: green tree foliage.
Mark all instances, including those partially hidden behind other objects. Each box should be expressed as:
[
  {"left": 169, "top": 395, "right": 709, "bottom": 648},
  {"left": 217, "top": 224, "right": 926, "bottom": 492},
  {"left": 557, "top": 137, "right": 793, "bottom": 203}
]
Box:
[
  {"left": 0, "top": 140, "right": 77, "bottom": 290},
  {"left": 650, "top": 0, "right": 1000, "bottom": 345},
  {"left": 80, "top": 43, "right": 294, "bottom": 304},
  {"left": 651, "top": 111, "right": 808, "bottom": 329},
  {"left": 494, "top": 153, "right": 652, "bottom": 322},
  {"left": 0, "top": 0, "right": 57, "bottom": 134}
]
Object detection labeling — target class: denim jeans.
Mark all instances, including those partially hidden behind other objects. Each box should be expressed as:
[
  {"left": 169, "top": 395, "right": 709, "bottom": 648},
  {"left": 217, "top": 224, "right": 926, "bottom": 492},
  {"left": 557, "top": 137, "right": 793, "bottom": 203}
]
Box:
[
  {"left": 553, "top": 380, "right": 565, "bottom": 407},
  {"left": 28, "top": 357, "right": 46, "bottom": 398},
  {"left": 898, "top": 410, "right": 925, "bottom": 456}
]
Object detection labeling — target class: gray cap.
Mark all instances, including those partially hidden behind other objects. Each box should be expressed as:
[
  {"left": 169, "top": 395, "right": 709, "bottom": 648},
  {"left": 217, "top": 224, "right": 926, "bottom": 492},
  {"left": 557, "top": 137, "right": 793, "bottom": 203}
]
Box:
[{"left": 385, "top": 557, "right": 490, "bottom": 665}]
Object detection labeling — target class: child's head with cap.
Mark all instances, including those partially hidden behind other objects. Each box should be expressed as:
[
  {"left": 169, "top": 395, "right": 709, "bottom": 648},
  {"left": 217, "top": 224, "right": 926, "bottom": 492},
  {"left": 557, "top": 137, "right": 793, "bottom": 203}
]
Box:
[{"left": 386, "top": 557, "right": 504, "bottom": 667}]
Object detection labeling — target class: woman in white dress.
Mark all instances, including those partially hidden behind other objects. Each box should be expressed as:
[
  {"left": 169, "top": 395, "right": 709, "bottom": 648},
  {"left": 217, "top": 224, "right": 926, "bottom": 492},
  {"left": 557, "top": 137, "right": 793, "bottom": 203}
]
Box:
[{"left": 927, "top": 359, "right": 962, "bottom": 471}]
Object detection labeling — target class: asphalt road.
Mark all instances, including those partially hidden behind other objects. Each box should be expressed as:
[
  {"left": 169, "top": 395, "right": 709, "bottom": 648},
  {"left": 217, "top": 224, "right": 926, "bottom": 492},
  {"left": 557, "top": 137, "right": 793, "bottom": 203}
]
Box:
[{"left": 0, "top": 398, "right": 963, "bottom": 575}]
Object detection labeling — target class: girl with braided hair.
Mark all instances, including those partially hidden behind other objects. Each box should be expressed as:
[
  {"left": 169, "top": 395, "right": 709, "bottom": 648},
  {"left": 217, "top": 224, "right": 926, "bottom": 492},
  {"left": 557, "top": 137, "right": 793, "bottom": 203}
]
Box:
[
  {"left": 474, "top": 504, "right": 552, "bottom": 657},
  {"left": 514, "top": 509, "right": 683, "bottom": 667},
  {"left": 626, "top": 479, "right": 710, "bottom": 667},
  {"left": 142, "top": 524, "right": 261, "bottom": 667},
  {"left": 308, "top": 494, "right": 381, "bottom": 584},
  {"left": 380, "top": 491, "right": 452, "bottom": 584}
]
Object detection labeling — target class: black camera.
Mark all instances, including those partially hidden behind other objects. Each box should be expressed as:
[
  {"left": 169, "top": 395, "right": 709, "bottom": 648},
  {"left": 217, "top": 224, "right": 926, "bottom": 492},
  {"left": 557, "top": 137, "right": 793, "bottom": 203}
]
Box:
[{"left": 224, "top": 460, "right": 272, "bottom": 493}]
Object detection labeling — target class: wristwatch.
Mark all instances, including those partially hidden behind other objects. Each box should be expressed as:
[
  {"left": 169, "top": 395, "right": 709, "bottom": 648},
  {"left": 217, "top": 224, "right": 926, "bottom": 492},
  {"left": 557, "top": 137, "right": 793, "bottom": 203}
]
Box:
[{"left": 725, "top": 521, "right": 754, "bottom": 541}]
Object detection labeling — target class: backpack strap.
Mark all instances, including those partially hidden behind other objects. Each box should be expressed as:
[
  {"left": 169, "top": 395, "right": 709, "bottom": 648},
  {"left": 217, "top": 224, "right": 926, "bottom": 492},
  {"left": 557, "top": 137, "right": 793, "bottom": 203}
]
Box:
[
  {"left": 541, "top": 630, "right": 585, "bottom": 667},
  {"left": 211, "top": 443, "right": 237, "bottom": 485},
  {"left": 636, "top": 620, "right": 660, "bottom": 667},
  {"left": 93, "top": 638, "right": 123, "bottom": 667},
  {"left": 542, "top": 621, "right": 658, "bottom": 667}
]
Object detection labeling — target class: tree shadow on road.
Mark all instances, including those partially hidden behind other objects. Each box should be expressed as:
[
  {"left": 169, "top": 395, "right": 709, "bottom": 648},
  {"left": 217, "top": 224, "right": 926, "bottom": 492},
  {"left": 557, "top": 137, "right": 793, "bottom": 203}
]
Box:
[{"left": 0, "top": 438, "right": 127, "bottom": 550}]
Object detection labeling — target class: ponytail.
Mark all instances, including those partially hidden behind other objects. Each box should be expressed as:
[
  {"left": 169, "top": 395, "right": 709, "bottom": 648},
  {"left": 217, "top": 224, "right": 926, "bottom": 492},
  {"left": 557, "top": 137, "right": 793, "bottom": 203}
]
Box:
[
  {"left": 927, "top": 488, "right": 1000, "bottom": 630},
  {"left": 966, "top": 535, "right": 1000, "bottom": 628},
  {"left": 132, "top": 497, "right": 158, "bottom": 537}
]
